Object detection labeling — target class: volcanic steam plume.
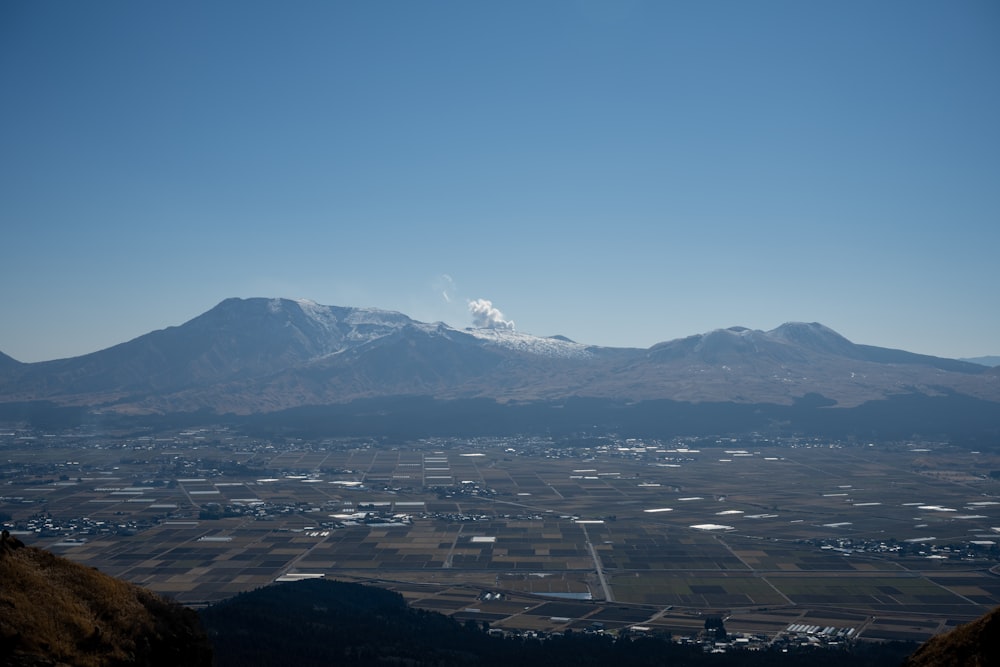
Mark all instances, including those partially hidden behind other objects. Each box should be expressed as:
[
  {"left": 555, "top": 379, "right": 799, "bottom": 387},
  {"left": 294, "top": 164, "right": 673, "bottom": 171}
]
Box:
[{"left": 468, "top": 298, "right": 514, "bottom": 330}]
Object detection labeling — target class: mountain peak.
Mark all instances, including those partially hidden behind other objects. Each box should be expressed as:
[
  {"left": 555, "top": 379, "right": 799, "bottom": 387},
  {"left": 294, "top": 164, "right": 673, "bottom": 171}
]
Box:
[
  {"left": 767, "top": 321, "right": 858, "bottom": 356},
  {"left": 770, "top": 321, "right": 848, "bottom": 339},
  {"left": 0, "top": 350, "right": 22, "bottom": 368},
  {"left": 645, "top": 322, "right": 858, "bottom": 366}
]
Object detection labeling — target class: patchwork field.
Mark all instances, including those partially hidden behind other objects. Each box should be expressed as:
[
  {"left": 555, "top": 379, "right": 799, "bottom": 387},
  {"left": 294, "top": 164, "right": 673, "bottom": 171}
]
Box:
[{"left": 3, "top": 431, "right": 999, "bottom": 641}]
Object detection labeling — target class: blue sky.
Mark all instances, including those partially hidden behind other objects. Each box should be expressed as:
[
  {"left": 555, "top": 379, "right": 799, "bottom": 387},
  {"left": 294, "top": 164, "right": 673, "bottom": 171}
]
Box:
[{"left": 2, "top": 1, "right": 998, "bottom": 362}]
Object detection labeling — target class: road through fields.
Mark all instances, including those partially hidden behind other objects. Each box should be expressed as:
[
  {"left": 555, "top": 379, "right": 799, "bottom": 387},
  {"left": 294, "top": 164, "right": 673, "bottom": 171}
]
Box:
[{"left": 579, "top": 522, "right": 613, "bottom": 602}]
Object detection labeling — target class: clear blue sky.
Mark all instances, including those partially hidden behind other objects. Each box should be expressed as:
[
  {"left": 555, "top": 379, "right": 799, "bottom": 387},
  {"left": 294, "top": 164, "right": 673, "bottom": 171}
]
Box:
[{"left": 2, "top": 1, "right": 998, "bottom": 362}]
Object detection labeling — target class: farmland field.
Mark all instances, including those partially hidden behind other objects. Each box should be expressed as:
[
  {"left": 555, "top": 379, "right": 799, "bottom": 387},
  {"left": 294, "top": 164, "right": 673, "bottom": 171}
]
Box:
[{"left": 3, "top": 429, "right": 999, "bottom": 641}]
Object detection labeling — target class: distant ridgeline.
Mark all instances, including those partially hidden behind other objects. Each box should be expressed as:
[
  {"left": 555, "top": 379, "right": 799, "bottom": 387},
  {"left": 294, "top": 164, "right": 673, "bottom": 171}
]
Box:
[
  {"left": 4, "top": 391, "right": 998, "bottom": 445},
  {"left": 233, "top": 393, "right": 1000, "bottom": 443},
  {"left": 1, "top": 298, "right": 998, "bottom": 441}
]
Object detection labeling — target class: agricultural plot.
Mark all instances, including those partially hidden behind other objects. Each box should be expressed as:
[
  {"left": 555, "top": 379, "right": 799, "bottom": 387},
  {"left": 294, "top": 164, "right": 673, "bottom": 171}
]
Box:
[
  {"left": 610, "top": 572, "right": 788, "bottom": 607},
  {"left": 722, "top": 538, "right": 900, "bottom": 572},
  {"left": 3, "top": 431, "right": 999, "bottom": 640},
  {"left": 597, "top": 525, "right": 748, "bottom": 571},
  {"left": 497, "top": 571, "right": 593, "bottom": 597},
  {"left": 767, "top": 573, "right": 973, "bottom": 610}
]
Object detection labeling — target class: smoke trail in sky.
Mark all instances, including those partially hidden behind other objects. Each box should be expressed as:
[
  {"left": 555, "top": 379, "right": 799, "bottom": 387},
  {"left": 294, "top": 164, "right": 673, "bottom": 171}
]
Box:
[
  {"left": 468, "top": 298, "right": 514, "bottom": 330},
  {"left": 434, "top": 274, "right": 456, "bottom": 303}
]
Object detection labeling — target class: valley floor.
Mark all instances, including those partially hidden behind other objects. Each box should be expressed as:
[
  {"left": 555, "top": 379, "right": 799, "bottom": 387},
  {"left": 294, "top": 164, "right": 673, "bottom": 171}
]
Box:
[{"left": 3, "top": 429, "right": 999, "bottom": 644}]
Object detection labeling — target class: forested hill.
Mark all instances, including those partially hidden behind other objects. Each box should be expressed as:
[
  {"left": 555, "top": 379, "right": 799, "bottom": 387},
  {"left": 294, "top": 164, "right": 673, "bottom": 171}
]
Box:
[{"left": 198, "top": 578, "right": 915, "bottom": 667}]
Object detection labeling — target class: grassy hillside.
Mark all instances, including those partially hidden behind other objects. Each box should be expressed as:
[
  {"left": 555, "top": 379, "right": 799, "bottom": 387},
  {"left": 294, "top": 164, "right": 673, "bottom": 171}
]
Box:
[
  {"left": 0, "top": 531, "right": 211, "bottom": 666},
  {"left": 902, "top": 605, "right": 1000, "bottom": 667}
]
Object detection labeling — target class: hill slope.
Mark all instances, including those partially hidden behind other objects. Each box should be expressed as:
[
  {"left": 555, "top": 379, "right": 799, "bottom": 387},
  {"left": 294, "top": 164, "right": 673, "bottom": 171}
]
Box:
[
  {"left": 902, "top": 605, "right": 1000, "bottom": 667},
  {"left": 0, "top": 531, "right": 212, "bottom": 667}
]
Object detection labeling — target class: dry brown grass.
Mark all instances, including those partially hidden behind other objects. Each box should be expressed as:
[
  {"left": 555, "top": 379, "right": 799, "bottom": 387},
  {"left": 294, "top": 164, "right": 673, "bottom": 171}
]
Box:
[
  {"left": 0, "top": 542, "right": 210, "bottom": 666},
  {"left": 902, "top": 605, "right": 1000, "bottom": 667}
]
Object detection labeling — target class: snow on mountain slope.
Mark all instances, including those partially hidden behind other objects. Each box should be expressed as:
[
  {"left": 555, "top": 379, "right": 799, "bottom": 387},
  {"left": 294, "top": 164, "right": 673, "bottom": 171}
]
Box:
[
  {"left": 463, "top": 327, "right": 595, "bottom": 359},
  {"left": 287, "top": 298, "right": 420, "bottom": 348},
  {"left": 292, "top": 296, "right": 596, "bottom": 361}
]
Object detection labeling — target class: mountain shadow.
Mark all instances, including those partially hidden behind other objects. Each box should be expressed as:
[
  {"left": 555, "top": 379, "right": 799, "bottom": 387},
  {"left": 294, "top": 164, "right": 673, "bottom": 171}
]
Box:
[{"left": 231, "top": 392, "right": 1000, "bottom": 443}]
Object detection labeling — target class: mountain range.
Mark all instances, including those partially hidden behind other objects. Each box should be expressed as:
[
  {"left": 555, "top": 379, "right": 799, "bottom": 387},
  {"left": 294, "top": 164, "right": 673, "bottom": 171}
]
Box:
[{"left": 1, "top": 297, "right": 998, "bottom": 440}]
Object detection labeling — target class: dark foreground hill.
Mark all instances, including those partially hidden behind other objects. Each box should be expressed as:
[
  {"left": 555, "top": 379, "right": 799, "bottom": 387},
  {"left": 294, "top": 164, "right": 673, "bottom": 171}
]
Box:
[
  {"left": 0, "top": 531, "right": 212, "bottom": 667},
  {"left": 198, "top": 577, "right": 915, "bottom": 667}
]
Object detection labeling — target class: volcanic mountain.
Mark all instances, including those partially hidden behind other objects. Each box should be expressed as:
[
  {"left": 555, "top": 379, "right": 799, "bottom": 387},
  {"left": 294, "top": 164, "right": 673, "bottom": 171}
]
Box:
[{"left": 0, "top": 298, "right": 997, "bottom": 438}]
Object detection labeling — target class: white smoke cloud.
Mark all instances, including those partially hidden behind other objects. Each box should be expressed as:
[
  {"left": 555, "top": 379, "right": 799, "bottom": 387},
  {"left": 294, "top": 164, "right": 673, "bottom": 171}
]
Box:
[{"left": 468, "top": 298, "right": 515, "bottom": 330}]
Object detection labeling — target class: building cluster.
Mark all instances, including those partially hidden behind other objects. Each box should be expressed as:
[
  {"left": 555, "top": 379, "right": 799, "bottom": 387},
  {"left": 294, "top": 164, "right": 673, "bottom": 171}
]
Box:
[
  {"left": 807, "top": 536, "right": 1000, "bottom": 562},
  {"left": 2, "top": 511, "right": 147, "bottom": 538}
]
